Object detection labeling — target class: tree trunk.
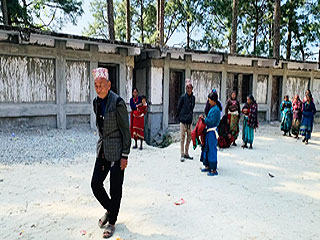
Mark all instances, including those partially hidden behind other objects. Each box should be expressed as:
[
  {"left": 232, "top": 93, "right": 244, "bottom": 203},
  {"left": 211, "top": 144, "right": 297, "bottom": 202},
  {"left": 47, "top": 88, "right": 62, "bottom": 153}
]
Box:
[
  {"left": 318, "top": 48, "right": 320, "bottom": 69},
  {"left": 107, "top": 0, "right": 115, "bottom": 41},
  {"left": 254, "top": 20, "right": 258, "bottom": 54},
  {"left": 140, "top": 0, "right": 144, "bottom": 43},
  {"left": 1, "top": 0, "right": 9, "bottom": 25},
  {"left": 186, "top": 21, "right": 191, "bottom": 49},
  {"left": 273, "top": 0, "right": 281, "bottom": 61},
  {"left": 269, "top": 22, "right": 273, "bottom": 57},
  {"left": 286, "top": 28, "right": 292, "bottom": 60},
  {"left": 231, "top": 0, "right": 238, "bottom": 54},
  {"left": 253, "top": 0, "right": 258, "bottom": 54},
  {"left": 126, "top": 0, "right": 131, "bottom": 42},
  {"left": 157, "top": 0, "right": 164, "bottom": 46}
]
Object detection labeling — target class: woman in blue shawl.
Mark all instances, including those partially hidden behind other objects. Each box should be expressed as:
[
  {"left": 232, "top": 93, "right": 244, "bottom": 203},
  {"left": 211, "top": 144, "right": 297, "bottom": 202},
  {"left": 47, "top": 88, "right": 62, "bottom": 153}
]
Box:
[
  {"left": 300, "top": 93, "right": 316, "bottom": 144},
  {"left": 280, "top": 95, "right": 293, "bottom": 136},
  {"left": 242, "top": 95, "right": 259, "bottom": 149},
  {"left": 200, "top": 91, "right": 221, "bottom": 176}
]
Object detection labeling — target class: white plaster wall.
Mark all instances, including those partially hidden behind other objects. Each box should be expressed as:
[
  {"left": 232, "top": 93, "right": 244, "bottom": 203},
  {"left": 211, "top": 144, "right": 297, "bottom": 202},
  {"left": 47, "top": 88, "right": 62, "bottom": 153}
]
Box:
[
  {"left": 150, "top": 67, "right": 163, "bottom": 104},
  {"left": 0, "top": 55, "right": 55, "bottom": 103},
  {"left": 312, "top": 79, "right": 320, "bottom": 106},
  {"left": 126, "top": 66, "right": 133, "bottom": 103},
  {"left": 66, "top": 61, "right": 90, "bottom": 103},
  {"left": 285, "top": 77, "right": 309, "bottom": 100},
  {"left": 256, "top": 75, "right": 268, "bottom": 104},
  {"left": 191, "top": 71, "right": 221, "bottom": 103}
]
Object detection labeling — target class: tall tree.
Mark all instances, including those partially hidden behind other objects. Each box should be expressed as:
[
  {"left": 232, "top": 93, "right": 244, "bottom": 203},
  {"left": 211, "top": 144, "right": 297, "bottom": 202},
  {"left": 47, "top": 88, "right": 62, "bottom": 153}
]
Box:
[
  {"left": 107, "top": 0, "right": 115, "bottom": 40},
  {"left": 165, "top": 0, "right": 202, "bottom": 49},
  {"left": 139, "top": 0, "right": 144, "bottom": 43},
  {"left": 231, "top": 0, "right": 238, "bottom": 54},
  {"left": 126, "top": 0, "right": 131, "bottom": 42},
  {"left": 157, "top": 0, "right": 164, "bottom": 46},
  {"left": 1, "top": 0, "right": 9, "bottom": 25},
  {"left": 0, "top": 0, "right": 83, "bottom": 29},
  {"left": 273, "top": 0, "right": 281, "bottom": 61},
  {"left": 85, "top": 0, "right": 157, "bottom": 44}
]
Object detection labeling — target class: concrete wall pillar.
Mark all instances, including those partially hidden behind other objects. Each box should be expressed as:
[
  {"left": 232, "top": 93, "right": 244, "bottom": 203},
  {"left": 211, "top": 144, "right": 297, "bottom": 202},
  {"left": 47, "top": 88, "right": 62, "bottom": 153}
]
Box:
[
  {"left": 89, "top": 45, "right": 98, "bottom": 129},
  {"left": 221, "top": 64, "right": 227, "bottom": 110},
  {"left": 252, "top": 60, "right": 258, "bottom": 98},
  {"left": 185, "top": 55, "right": 191, "bottom": 80},
  {"left": 119, "top": 48, "right": 127, "bottom": 101},
  {"left": 266, "top": 73, "right": 273, "bottom": 121},
  {"left": 282, "top": 63, "right": 288, "bottom": 100},
  {"left": 310, "top": 70, "right": 314, "bottom": 91},
  {"left": 55, "top": 40, "right": 67, "bottom": 129},
  {"left": 162, "top": 55, "right": 170, "bottom": 131}
]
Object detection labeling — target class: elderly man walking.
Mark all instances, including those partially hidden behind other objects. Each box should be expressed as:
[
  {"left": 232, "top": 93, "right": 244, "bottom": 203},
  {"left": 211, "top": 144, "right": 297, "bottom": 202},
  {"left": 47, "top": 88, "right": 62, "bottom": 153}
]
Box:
[
  {"left": 91, "top": 68, "right": 131, "bottom": 238},
  {"left": 176, "top": 80, "right": 195, "bottom": 162}
]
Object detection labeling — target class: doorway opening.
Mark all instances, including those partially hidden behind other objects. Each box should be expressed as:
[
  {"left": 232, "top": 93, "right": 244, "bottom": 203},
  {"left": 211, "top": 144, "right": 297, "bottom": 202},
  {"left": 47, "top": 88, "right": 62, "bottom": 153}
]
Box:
[{"left": 169, "top": 69, "right": 185, "bottom": 124}]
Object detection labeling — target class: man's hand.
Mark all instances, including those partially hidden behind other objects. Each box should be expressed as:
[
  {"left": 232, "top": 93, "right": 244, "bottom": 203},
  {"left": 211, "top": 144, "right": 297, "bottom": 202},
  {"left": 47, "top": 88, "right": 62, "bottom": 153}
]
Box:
[{"left": 120, "top": 158, "right": 128, "bottom": 170}]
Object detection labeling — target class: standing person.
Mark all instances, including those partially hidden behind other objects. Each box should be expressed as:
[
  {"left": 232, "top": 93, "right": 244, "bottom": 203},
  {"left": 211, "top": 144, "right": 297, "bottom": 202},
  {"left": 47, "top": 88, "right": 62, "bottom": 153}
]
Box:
[
  {"left": 200, "top": 91, "right": 221, "bottom": 176},
  {"left": 280, "top": 95, "right": 293, "bottom": 136},
  {"left": 225, "top": 91, "right": 240, "bottom": 146},
  {"left": 91, "top": 68, "right": 131, "bottom": 238},
  {"left": 176, "top": 80, "right": 195, "bottom": 162},
  {"left": 292, "top": 94, "right": 303, "bottom": 139},
  {"left": 300, "top": 93, "right": 317, "bottom": 144},
  {"left": 242, "top": 95, "right": 259, "bottom": 149},
  {"left": 130, "top": 88, "right": 142, "bottom": 149},
  {"left": 205, "top": 89, "right": 223, "bottom": 117},
  {"left": 303, "top": 89, "right": 313, "bottom": 102},
  {"left": 131, "top": 96, "right": 148, "bottom": 150}
]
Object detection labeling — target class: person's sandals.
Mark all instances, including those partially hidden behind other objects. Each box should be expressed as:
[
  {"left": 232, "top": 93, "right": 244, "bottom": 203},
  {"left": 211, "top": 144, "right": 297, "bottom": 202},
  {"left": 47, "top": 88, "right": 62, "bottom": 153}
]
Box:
[
  {"left": 103, "top": 224, "right": 115, "bottom": 238},
  {"left": 184, "top": 155, "right": 193, "bottom": 160},
  {"left": 207, "top": 170, "right": 218, "bottom": 176},
  {"left": 201, "top": 167, "right": 210, "bottom": 172},
  {"left": 180, "top": 156, "right": 185, "bottom": 162},
  {"left": 98, "top": 212, "right": 109, "bottom": 228}
]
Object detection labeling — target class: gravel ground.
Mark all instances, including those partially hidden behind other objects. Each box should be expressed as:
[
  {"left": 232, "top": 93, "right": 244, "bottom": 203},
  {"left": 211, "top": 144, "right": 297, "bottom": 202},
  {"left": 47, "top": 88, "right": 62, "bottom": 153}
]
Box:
[
  {"left": 0, "top": 124, "right": 320, "bottom": 240},
  {"left": 0, "top": 127, "right": 98, "bottom": 165}
]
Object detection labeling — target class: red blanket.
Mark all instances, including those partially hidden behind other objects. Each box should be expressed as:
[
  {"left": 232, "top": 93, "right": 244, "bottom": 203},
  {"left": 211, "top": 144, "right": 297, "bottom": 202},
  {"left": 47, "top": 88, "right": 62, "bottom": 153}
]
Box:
[{"left": 191, "top": 117, "right": 206, "bottom": 149}]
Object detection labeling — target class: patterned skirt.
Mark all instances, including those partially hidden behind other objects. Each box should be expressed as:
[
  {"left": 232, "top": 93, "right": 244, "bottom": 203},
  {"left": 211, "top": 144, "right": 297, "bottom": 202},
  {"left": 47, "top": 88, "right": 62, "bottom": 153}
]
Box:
[
  {"left": 228, "top": 113, "right": 239, "bottom": 140},
  {"left": 291, "top": 118, "right": 300, "bottom": 136}
]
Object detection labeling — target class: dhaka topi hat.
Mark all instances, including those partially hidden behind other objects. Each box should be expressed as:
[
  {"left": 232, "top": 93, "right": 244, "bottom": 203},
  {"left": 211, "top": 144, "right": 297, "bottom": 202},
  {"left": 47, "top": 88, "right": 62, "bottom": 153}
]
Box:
[{"left": 92, "top": 68, "right": 109, "bottom": 80}]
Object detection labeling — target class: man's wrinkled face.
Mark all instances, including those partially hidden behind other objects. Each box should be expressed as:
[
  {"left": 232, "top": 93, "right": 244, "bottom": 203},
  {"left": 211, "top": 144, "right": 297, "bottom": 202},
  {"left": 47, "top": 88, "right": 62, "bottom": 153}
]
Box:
[{"left": 94, "top": 78, "right": 111, "bottom": 99}]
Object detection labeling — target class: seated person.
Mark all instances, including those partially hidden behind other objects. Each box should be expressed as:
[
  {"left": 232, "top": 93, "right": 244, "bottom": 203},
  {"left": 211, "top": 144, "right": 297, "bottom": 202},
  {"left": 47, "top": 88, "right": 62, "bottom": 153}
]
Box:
[{"left": 217, "top": 115, "right": 234, "bottom": 148}]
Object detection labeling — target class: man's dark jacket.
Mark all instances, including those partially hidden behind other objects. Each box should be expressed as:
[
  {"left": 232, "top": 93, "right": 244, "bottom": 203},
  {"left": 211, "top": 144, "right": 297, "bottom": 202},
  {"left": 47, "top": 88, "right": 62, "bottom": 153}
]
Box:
[
  {"left": 93, "top": 90, "right": 131, "bottom": 162},
  {"left": 176, "top": 93, "right": 195, "bottom": 124}
]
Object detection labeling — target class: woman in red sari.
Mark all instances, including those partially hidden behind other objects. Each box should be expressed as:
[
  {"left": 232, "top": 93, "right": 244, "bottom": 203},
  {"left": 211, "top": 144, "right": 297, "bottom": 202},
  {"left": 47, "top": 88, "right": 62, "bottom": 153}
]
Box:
[{"left": 131, "top": 94, "right": 147, "bottom": 150}]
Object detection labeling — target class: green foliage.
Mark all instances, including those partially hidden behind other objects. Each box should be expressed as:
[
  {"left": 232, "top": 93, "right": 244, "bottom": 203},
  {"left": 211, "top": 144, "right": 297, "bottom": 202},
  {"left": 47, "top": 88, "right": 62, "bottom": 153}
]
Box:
[
  {"left": 165, "top": 0, "right": 203, "bottom": 48},
  {"left": 1, "top": 0, "right": 83, "bottom": 30},
  {"left": 83, "top": 0, "right": 319, "bottom": 61},
  {"left": 84, "top": 0, "right": 157, "bottom": 43}
]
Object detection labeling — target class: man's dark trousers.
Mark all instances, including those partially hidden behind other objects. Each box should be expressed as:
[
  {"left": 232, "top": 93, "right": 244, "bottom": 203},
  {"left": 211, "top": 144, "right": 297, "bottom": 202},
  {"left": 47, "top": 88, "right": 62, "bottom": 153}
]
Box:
[{"left": 91, "top": 152, "right": 124, "bottom": 225}]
